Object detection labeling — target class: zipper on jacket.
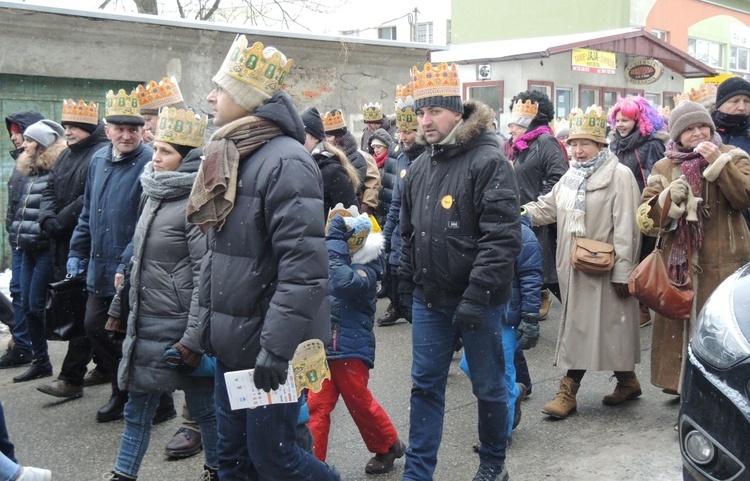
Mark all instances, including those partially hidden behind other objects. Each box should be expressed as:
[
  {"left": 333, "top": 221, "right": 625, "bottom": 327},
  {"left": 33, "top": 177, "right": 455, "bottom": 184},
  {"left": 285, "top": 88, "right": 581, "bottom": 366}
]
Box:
[
  {"left": 169, "top": 274, "right": 186, "bottom": 313},
  {"left": 15, "top": 173, "right": 37, "bottom": 248}
]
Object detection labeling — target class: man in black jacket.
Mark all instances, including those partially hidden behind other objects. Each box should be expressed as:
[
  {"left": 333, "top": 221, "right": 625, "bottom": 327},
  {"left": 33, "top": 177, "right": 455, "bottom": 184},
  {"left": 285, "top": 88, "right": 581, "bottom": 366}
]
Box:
[
  {"left": 0, "top": 110, "right": 44, "bottom": 370},
  {"left": 36, "top": 100, "right": 109, "bottom": 399},
  {"left": 398, "top": 62, "right": 521, "bottom": 481},
  {"left": 191, "top": 36, "right": 339, "bottom": 481}
]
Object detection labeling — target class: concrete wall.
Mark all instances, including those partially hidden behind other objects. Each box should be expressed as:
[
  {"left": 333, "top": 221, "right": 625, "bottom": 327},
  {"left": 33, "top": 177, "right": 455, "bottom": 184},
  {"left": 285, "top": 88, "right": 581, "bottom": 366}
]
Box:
[{"left": 0, "top": 4, "right": 432, "bottom": 131}]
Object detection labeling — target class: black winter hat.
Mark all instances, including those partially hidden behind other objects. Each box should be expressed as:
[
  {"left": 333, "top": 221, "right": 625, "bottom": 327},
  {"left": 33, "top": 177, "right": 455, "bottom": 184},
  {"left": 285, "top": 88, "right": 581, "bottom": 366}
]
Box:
[
  {"left": 715, "top": 77, "right": 750, "bottom": 109},
  {"left": 301, "top": 107, "right": 326, "bottom": 141},
  {"left": 61, "top": 121, "right": 99, "bottom": 134}
]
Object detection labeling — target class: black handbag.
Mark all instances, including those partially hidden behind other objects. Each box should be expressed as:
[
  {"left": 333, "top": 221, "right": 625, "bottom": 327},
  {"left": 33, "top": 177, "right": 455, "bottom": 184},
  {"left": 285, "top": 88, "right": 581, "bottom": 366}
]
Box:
[{"left": 45, "top": 276, "right": 88, "bottom": 341}]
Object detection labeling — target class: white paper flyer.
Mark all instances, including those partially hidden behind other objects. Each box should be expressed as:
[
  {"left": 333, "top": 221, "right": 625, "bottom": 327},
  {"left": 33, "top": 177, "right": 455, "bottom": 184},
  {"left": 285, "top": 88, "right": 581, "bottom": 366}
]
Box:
[{"left": 223, "top": 368, "right": 298, "bottom": 410}]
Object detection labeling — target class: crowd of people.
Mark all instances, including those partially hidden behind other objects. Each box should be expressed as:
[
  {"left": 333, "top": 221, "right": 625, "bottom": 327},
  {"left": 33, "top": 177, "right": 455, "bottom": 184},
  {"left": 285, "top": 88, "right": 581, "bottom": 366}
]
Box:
[{"left": 2, "top": 33, "right": 750, "bottom": 481}]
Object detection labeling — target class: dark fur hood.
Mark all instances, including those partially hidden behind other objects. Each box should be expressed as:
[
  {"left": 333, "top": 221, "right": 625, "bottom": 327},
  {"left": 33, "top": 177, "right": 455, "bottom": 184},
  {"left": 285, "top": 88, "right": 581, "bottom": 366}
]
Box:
[
  {"left": 16, "top": 138, "right": 66, "bottom": 176},
  {"left": 415, "top": 99, "right": 496, "bottom": 147}
]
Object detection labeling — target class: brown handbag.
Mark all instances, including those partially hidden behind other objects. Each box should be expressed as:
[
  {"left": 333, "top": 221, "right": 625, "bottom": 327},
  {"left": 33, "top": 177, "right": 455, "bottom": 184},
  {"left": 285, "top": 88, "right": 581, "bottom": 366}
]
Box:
[
  {"left": 628, "top": 195, "right": 694, "bottom": 321},
  {"left": 570, "top": 237, "right": 615, "bottom": 274}
]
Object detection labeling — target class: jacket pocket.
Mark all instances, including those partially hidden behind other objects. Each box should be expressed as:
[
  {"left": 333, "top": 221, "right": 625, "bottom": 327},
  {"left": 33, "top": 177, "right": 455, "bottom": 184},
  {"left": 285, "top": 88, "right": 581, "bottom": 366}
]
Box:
[
  {"left": 169, "top": 274, "right": 186, "bottom": 313},
  {"left": 445, "top": 235, "right": 478, "bottom": 284}
]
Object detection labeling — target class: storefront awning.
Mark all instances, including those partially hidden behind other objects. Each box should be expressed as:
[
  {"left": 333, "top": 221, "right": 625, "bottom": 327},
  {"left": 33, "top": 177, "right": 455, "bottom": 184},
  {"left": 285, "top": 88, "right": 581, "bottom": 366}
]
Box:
[{"left": 432, "top": 28, "right": 715, "bottom": 79}]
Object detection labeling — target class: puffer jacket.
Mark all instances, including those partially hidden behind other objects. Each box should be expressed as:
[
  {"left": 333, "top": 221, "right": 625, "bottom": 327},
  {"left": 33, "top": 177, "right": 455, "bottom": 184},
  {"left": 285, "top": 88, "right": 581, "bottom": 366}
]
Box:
[
  {"left": 39, "top": 122, "right": 108, "bottom": 281},
  {"left": 311, "top": 142, "right": 359, "bottom": 217},
  {"left": 326, "top": 231, "right": 385, "bottom": 368},
  {"left": 609, "top": 129, "right": 668, "bottom": 192},
  {"left": 399, "top": 100, "right": 521, "bottom": 308},
  {"left": 68, "top": 142, "right": 153, "bottom": 296},
  {"left": 113, "top": 150, "right": 206, "bottom": 393},
  {"left": 371, "top": 129, "right": 398, "bottom": 226},
  {"left": 505, "top": 214, "right": 543, "bottom": 327},
  {"left": 198, "top": 91, "right": 331, "bottom": 369},
  {"left": 10, "top": 139, "right": 66, "bottom": 251}
]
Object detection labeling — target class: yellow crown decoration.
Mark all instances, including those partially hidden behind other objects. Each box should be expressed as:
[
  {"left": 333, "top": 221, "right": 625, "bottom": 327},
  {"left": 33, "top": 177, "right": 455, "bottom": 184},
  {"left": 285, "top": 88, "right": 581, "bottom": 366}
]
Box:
[
  {"left": 395, "top": 83, "right": 413, "bottom": 110},
  {"left": 674, "top": 83, "right": 717, "bottom": 107},
  {"left": 136, "top": 77, "right": 184, "bottom": 111},
  {"left": 363, "top": 102, "right": 383, "bottom": 122},
  {"left": 105, "top": 89, "right": 142, "bottom": 119},
  {"left": 512, "top": 100, "right": 539, "bottom": 121},
  {"left": 154, "top": 107, "right": 208, "bottom": 148},
  {"left": 322, "top": 109, "right": 346, "bottom": 132},
  {"left": 219, "top": 36, "right": 292, "bottom": 96},
  {"left": 396, "top": 97, "right": 418, "bottom": 132},
  {"left": 61, "top": 99, "right": 99, "bottom": 125},
  {"left": 410, "top": 62, "right": 461, "bottom": 100},
  {"left": 568, "top": 105, "right": 608, "bottom": 143},
  {"left": 658, "top": 105, "right": 671, "bottom": 119}
]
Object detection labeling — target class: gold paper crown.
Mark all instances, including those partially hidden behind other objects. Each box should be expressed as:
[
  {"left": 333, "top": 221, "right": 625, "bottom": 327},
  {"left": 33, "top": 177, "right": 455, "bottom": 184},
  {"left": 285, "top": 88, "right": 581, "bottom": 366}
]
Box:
[
  {"left": 322, "top": 109, "right": 346, "bottom": 132},
  {"left": 154, "top": 107, "right": 208, "bottom": 148},
  {"left": 105, "top": 89, "right": 142, "bottom": 119},
  {"left": 658, "top": 105, "right": 671, "bottom": 118},
  {"left": 363, "top": 102, "right": 383, "bottom": 122},
  {"left": 396, "top": 97, "right": 418, "bottom": 131},
  {"left": 511, "top": 100, "right": 539, "bottom": 121},
  {"left": 218, "top": 36, "right": 292, "bottom": 96},
  {"left": 136, "top": 77, "right": 184, "bottom": 111},
  {"left": 553, "top": 118, "right": 570, "bottom": 134},
  {"left": 395, "top": 84, "right": 413, "bottom": 102},
  {"left": 568, "top": 105, "right": 608, "bottom": 142},
  {"left": 410, "top": 62, "right": 461, "bottom": 100},
  {"left": 674, "top": 82, "right": 717, "bottom": 106},
  {"left": 61, "top": 99, "right": 99, "bottom": 125}
]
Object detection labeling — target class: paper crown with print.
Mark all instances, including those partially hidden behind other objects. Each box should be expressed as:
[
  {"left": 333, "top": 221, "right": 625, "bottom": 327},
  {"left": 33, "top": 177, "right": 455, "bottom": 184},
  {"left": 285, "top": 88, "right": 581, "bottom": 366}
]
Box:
[
  {"left": 395, "top": 84, "right": 413, "bottom": 106},
  {"left": 326, "top": 203, "right": 371, "bottom": 254},
  {"left": 674, "top": 82, "right": 717, "bottom": 107},
  {"left": 363, "top": 102, "right": 383, "bottom": 122},
  {"left": 568, "top": 105, "right": 608, "bottom": 143},
  {"left": 105, "top": 89, "right": 144, "bottom": 124},
  {"left": 508, "top": 99, "right": 539, "bottom": 127},
  {"left": 136, "top": 77, "right": 184, "bottom": 113},
  {"left": 217, "top": 36, "right": 292, "bottom": 96},
  {"left": 322, "top": 109, "right": 346, "bottom": 132},
  {"left": 396, "top": 97, "right": 418, "bottom": 131},
  {"left": 410, "top": 62, "right": 462, "bottom": 113},
  {"left": 61, "top": 99, "right": 99, "bottom": 126},
  {"left": 154, "top": 107, "right": 208, "bottom": 148}
]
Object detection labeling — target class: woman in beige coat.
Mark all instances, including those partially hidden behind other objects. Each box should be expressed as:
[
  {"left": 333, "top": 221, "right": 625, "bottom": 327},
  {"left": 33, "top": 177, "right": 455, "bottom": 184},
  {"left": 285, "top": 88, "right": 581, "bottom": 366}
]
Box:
[
  {"left": 638, "top": 100, "right": 750, "bottom": 395},
  {"left": 524, "top": 106, "right": 642, "bottom": 419}
]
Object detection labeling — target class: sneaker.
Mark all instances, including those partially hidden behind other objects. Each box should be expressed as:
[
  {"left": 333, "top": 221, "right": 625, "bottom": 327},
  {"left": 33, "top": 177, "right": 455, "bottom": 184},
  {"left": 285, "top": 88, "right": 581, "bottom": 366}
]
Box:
[
  {"left": 0, "top": 347, "right": 31, "bottom": 369},
  {"left": 198, "top": 464, "right": 219, "bottom": 481},
  {"left": 83, "top": 368, "right": 111, "bottom": 387},
  {"left": 16, "top": 467, "right": 52, "bottom": 481},
  {"left": 473, "top": 463, "right": 509, "bottom": 481}
]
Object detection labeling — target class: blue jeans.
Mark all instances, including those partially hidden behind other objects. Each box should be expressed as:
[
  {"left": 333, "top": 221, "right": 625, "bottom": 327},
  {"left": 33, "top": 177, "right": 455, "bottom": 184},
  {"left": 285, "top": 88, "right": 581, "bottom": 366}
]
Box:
[
  {"left": 403, "top": 298, "right": 508, "bottom": 481},
  {"left": 0, "top": 403, "right": 20, "bottom": 481},
  {"left": 115, "top": 379, "right": 218, "bottom": 478},
  {"left": 214, "top": 360, "right": 340, "bottom": 481},
  {"left": 20, "top": 249, "right": 54, "bottom": 360},
  {"left": 9, "top": 249, "right": 31, "bottom": 354}
]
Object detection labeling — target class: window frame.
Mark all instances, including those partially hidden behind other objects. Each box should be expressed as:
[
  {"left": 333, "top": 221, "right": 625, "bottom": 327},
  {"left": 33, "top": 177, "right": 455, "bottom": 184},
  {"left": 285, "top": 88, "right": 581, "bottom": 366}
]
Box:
[{"left": 463, "top": 80, "right": 504, "bottom": 113}]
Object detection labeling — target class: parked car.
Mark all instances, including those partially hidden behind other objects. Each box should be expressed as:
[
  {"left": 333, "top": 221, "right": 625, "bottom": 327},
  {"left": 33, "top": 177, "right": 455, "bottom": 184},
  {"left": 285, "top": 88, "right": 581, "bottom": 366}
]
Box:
[{"left": 680, "top": 263, "right": 750, "bottom": 481}]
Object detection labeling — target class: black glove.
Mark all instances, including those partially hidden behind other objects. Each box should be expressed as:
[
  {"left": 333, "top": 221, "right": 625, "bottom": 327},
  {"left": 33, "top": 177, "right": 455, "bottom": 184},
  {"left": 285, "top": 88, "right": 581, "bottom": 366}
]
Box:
[
  {"left": 41, "top": 217, "right": 62, "bottom": 237},
  {"left": 452, "top": 298, "right": 486, "bottom": 332},
  {"left": 397, "top": 280, "right": 414, "bottom": 323},
  {"left": 253, "top": 347, "right": 289, "bottom": 392},
  {"left": 326, "top": 215, "right": 353, "bottom": 242},
  {"left": 516, "top": 313, "right": 541, "bottom": 350}
]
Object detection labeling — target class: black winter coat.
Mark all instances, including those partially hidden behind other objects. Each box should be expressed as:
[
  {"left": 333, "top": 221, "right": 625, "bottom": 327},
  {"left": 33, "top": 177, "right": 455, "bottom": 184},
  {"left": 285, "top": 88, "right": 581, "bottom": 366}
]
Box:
[
  {"left": 39, "top": 123, "right": 108, "bottom": 280},
  {"left": 198, "top": 91, "right": 331, "bottom": 369},
  {"left": 5, "top": 110, "right": 44, "bottom": 240},
  {"left": 399, "top": 100, "right": 521, "bottom": 307},
  {"left": 609, "top": 130, "right": 667, "bottom": 192},
  {"left": 311, "top": 144, "right": 359, "bottom": 217}
]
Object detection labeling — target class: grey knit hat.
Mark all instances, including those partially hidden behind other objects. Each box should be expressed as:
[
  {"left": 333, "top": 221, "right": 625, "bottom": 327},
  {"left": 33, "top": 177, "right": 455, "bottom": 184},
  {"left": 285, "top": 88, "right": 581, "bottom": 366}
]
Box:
[
  {"left": 669, "top": 101, "right": 715, "bottom": 143},
  {"left": 23, "top": 119, "right": 64, "bottom": 148}
]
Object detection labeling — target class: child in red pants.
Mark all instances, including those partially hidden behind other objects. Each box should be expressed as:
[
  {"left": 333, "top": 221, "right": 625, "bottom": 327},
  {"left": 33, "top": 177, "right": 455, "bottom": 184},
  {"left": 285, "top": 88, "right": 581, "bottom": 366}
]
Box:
[{"left": 308, "top": 211, "right": 405, "bottom": 474}]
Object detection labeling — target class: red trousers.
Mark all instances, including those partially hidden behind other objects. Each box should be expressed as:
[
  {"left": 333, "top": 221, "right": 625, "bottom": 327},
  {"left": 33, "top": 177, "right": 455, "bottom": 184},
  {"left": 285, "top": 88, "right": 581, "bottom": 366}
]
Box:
[{"left": 307, "top": 358, "right": 399, "bottom": 461}]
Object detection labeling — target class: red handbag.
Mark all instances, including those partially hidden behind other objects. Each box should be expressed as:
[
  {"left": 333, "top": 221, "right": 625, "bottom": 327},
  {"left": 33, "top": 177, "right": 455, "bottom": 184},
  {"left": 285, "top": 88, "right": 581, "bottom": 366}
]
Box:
[{"left": 628, "top": 195, "right": 694, "bottom": 321}]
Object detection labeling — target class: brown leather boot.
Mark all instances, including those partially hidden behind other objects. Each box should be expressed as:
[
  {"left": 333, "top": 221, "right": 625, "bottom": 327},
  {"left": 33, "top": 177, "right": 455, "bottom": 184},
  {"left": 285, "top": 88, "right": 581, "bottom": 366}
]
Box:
[
  {"left": 541, "top": 376, "right": 579, "bottom": 419},
  {"left": 602, "top": 371, "right": 642, "bottom": 406},
  {"left": 365, "top": 438, "right": 406, "bottom": 474},
  {"left": 639, "top": 304, "right": 652, "bottom": 328},
  {"left": 539, "top": 289, "right": 552, "bottom": 320}
]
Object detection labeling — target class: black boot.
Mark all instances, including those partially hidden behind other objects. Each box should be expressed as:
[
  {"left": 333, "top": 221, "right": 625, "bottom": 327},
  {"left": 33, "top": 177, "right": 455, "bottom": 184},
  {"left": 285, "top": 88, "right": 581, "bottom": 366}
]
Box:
[
  {"left": 97, "top": 393, "right": 128, "bottom": 423},
  {"left": 200, "top": 465, "right": 219, "bottom": 481},
  {"left": 105, "top": 471, "right": 137, "bottom": 480},
  {"left": 377, "top": 303, "right": 402, "bottom": 327},
  {"left": 0, "top": 346, "right": 31, "bottom": 369},
  {"left": 12, "top": 357, "right": 52, "bottom": 383},
  {"left": 153, "top": 392, "right": 176, "bottom": 425}
]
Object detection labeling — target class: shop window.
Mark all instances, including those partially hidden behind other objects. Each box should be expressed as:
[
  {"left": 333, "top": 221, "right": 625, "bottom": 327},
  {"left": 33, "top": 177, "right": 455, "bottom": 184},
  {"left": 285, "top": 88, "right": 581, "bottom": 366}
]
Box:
[
  {"left": 528, "top": 80, "right": 554, "bottom": 101},
  {"left": 463, "top": 81, "right": 504, "bottom": 115},
  {"left": 603, "top": 89, "right": 623, "bottom": 110},
  {"left": 555, "top": 88, "right": 571, "bottom": 119},
  {"left": 378, "top": 26, "right": 397, "bottom": 41},
  {"left": 645, "top": 93, "right": 661, "bottom": 106},
  {"left": 730, "top": 46, "right": 750, "bottom": 72},
  {"left": 688, "top": 38, "right": 724, "bottom": 68},
  {"left": 579, "top": 85, "right": 600, "bottom": 110}
]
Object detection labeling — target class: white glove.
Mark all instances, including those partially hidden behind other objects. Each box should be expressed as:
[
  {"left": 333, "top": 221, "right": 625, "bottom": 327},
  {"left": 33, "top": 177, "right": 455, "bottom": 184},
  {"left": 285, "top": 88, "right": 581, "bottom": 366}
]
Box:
[{"left": 669, "top": 176, "right": 690, "bottom": 205}]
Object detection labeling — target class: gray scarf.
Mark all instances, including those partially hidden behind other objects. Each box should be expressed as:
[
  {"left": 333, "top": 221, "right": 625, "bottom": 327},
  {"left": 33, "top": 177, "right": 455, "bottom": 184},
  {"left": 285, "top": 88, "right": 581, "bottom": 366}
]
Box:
[
  {"left": 559, "top": 148, "right": 610, "bottom": 237},
  {"left": 140, "top": 162, "right": 197, "bottom": 201}
]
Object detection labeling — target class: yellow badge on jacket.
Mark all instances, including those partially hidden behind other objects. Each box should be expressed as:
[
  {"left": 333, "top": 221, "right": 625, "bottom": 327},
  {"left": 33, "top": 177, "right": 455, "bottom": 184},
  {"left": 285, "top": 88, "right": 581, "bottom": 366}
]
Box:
[{"left": 441, "top": 195, "right": 453, "bottom": 209}]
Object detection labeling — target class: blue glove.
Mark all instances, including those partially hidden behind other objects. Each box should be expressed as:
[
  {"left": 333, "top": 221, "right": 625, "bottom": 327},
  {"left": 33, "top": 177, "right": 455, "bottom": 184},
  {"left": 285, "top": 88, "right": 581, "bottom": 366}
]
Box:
[
  {"left": 452, "top": 298, "right": 487, "bottom": 332},
  {"left": 516, "top": 313, "right": 541, "bottom": 350},
  {"left": 253, "top": 347, "right": 289, "bottom": 392},
  {"left": 326, "top": 215, "right": 354, "bottom": 242},
  {"left": 66, "top": 257, "right": 86, "bottom": 277}
]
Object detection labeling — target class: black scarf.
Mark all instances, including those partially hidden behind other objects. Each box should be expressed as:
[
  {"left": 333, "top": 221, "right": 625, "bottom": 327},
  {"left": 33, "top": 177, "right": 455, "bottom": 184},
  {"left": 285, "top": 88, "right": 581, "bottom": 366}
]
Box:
[
  {"left": 611, "top": 129, "right": 646, "bottom": 155},
  {"left": 712, "top": 110, "right": 750, "bottom": 137}
]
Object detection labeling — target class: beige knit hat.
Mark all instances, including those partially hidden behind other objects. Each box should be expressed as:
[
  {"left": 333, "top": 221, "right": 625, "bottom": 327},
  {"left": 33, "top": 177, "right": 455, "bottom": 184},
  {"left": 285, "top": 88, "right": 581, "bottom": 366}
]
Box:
[{"left": 669, "top": 101, "right": 715, "bottom": 143}]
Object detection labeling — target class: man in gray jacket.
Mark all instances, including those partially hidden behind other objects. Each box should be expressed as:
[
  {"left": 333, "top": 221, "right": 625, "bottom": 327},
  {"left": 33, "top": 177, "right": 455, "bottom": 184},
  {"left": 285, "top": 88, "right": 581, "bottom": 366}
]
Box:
[{"left": 189, "top": 36, "right": 338, "bottom": 480}]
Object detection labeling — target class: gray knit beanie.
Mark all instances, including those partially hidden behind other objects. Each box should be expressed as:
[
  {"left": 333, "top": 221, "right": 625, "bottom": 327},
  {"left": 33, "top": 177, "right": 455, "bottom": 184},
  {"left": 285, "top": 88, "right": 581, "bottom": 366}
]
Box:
[
  {"left": 23, "top": 119, "right": 64, "bottom": 148},
  {"left": 669, "top": 101, "right": 715, "bottom": 143}
]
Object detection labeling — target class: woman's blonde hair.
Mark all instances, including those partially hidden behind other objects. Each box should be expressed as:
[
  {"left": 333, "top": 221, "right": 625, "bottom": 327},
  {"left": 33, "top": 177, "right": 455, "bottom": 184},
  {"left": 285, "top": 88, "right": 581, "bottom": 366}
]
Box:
[{"left": 322, "top": 141, "right": 360, "bottom": 191}]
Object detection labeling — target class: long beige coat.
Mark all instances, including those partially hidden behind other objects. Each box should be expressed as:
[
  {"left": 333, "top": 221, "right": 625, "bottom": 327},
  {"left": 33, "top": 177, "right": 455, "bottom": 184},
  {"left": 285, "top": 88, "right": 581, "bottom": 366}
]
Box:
[
  {"left": 639, "top": 145, "right": 750, "bottom": 392},
  {"left": 525, "top": 152, "right": 642, "bottom": 371}
]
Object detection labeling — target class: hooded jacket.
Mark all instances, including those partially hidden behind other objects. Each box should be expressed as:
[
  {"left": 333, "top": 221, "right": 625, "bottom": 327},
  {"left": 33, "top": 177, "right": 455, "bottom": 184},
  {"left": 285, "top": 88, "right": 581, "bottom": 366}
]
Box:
[
  {"left": 5, "top": 111, "right": 44, "bottom": 241},
  {"left": 39, "top": 122, "right": 109, "bottom": 280},
  {"left": 10, "top": 139, "right": 66, "bottom": 251},
  {"left": 68, "top": 141, "right": 153, "bottom": 297},
  {"left": 371, "top": 129, "right": 398, "bottom": 224},
  {"left": 198, "top": 91, "right": 331, "bottom": 369},
  {"left": 398, "top": 100, "right": 522, "bottom": 307}
]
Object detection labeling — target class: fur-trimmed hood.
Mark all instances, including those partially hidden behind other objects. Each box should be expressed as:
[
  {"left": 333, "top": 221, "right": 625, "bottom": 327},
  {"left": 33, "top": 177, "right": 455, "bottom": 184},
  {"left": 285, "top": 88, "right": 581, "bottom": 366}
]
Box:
[
  {"left": 16, "top": 138, "right": 66, "bottom": 176},
  {"left": 351, "top": 231, "right": 384, "bottom": 265},
  {"left": 415, "top": 99, "right": 497, "bottom": 147}
]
